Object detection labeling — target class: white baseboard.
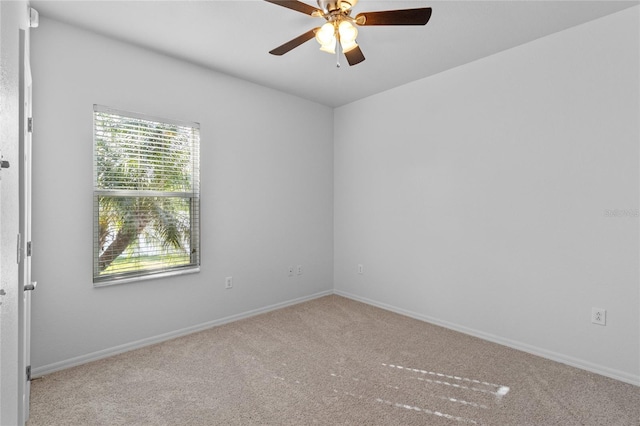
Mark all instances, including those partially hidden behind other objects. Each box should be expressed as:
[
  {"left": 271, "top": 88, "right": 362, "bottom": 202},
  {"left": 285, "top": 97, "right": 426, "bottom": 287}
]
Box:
[
  {"left": 334, "top": 289, "right": 640, "bottom": 387},
  {"left": 32, "top": 290, "right": 333, "bottom": 378}
]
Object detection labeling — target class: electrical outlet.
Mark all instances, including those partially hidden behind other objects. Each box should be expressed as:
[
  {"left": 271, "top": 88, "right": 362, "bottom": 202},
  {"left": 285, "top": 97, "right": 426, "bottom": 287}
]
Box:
[
  {"left": 297, "top": 265, "right": 303, "bottom": 275},
  {"left": 225, "top": 276, "right": 233, "bottom": 289},
  {"left": 288, "top": 266, "right": 294, "bottom": 277},
  {"left": 358, "top": 264, "right": 364, "bottom": 274},
  {"left": 591, "top": 307, "right": 606, "bottom": 325}
]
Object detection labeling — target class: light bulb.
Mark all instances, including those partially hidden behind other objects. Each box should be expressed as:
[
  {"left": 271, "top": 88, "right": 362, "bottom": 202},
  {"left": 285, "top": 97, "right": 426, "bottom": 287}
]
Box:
[{"left": 338, "top": 20, "right": 358, "bottom": 44}]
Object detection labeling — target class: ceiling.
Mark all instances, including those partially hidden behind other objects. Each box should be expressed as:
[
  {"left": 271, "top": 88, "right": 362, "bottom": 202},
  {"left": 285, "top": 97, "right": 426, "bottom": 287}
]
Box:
[{"left": 29, "top": 0, "right": 638, "bottom": 107}]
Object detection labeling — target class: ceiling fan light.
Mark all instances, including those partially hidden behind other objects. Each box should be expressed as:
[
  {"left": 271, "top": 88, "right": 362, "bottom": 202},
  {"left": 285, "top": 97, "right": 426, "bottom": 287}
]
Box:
[
  {"left": 315, "top": 22, "right": 336, "bottom": 45},
  {"left": 339, "top": 0, "right": 358, "bottom": 12},
  {"left": 341, "top": 40, "right": 358, "bottom": 53},
  {"left": 319, "top": 42, "right": 336, "bottom": 54},
  {"left": 338, "top": 20, "right": 358, "bottom": 44}
]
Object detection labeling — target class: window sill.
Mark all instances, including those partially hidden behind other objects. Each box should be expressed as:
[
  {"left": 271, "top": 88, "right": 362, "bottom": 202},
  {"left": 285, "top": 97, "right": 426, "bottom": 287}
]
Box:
[{"left": 93, "top": 266, "right": 200, "bottom": 288}]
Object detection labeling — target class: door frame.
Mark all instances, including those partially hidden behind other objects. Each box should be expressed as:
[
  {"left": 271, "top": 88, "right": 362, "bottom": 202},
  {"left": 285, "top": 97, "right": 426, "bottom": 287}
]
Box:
[
  {"left": 0, "top": 3, "right": 32, "bottom": 422},
  {"left": 18, "top": 26, "right": 34, "bottom": 422}
]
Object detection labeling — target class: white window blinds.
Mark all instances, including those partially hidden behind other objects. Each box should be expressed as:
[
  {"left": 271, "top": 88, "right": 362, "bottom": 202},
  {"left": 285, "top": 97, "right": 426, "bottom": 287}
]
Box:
[{"left": 93, "top": 105, "right": 200, "bottom": 285}]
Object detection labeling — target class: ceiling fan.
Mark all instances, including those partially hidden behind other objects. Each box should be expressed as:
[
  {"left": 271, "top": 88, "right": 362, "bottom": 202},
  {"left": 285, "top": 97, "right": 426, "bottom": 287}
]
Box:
[{"left": 265, "top": 0, "right": 432, "bottom": 66}]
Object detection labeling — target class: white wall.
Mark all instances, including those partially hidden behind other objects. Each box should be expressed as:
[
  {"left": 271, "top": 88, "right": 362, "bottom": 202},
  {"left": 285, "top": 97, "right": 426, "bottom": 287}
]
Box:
[
  {"left": 30, "top": 18, "right": 334, "bottom": 373},
  {"left": 334, "top": 7, "right": 639, "bottom": 385}
]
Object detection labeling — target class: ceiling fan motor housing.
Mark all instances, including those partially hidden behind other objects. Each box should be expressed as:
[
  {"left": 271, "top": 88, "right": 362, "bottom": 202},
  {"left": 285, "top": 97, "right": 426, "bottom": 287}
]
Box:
[{"left": 317, "top": 0, "right": 358, "bottom": 14}]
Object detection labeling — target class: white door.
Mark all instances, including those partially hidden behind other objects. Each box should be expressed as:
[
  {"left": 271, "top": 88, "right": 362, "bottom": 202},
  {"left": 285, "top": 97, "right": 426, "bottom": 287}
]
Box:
[
  {"left": 18, "top": 27, "right": 35, "bottom": 422},
  {"left": 1, "top": 4, "right": 34, "bottom": 423}
]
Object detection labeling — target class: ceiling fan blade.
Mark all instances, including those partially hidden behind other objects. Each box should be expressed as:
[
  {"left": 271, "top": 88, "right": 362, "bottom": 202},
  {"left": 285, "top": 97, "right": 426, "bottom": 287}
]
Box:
[
  {"left": 269, "top": 28, "right": 318, "bottom": 56},
  {"left": 264, "top": 0, "right": 322, "bottom": 16},
  {"left": 355, "top": 8, "right": 432, "bottom": 26},
  {"left": 344, "top": 46, "right": 365, "bottom": 66}
]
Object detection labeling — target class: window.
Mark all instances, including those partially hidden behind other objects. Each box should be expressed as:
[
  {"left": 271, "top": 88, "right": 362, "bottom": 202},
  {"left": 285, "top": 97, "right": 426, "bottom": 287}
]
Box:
[{"left": 93, "top": 105, "right": 200, "bottom": 286}]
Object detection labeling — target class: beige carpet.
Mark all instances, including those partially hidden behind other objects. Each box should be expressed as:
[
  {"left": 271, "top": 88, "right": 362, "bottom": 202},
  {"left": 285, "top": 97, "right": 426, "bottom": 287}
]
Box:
[{"left": 27, "top": 295, "right": 639, "bottom": 425}]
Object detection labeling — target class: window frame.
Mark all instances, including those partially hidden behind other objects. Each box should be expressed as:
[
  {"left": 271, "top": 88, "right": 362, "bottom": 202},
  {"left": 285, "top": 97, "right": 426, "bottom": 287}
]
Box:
[{"left": 92, "top": 105, "right": 200, "bottom": 287}]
